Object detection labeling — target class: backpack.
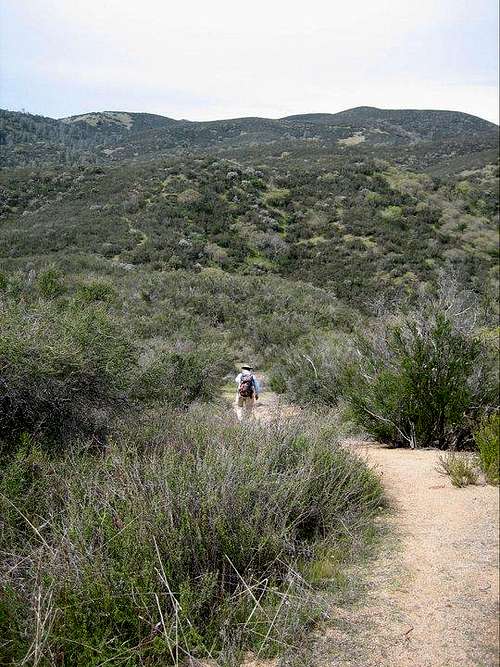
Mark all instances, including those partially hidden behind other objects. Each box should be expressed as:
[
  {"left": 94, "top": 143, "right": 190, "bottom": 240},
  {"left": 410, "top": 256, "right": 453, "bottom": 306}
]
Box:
[{"left": 238, "top": 373, "right": 255, "bottom": 398}]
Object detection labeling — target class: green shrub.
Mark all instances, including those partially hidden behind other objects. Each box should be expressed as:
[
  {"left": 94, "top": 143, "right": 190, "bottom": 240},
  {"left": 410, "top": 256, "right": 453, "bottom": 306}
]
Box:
[
  {"left": 0, "top": 298, "right": 133, "bottom": 448},
  {"left": 75, "top": 279, "right": 117, "bottom": 303},
  {"left": 36, "top": 265, "right": 65, "bottom": 298},
  {"left": 346, "top": 303, "right": 497, "bottom": 449},
  {"left": 0, "top": 410, "right": 385, "bottom": 665},
  {"left": 136, "top": 341, "right": 234, "bottom": 407},
  {"left": 263, "top": 188, "right": 291, "bottom": 207},
  {"left": 270, "top": 334, "right": 352, "bottom": 406},
  {"left": 475, "top": 414, "right": 499, "bottom": 484},
  {"left": 437, "top": 452, "right": 479, "bottom": 487}
]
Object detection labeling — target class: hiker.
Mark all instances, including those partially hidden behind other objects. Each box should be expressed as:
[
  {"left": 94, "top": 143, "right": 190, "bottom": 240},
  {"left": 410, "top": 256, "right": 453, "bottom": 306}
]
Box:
[{"left": 235, "top": 365, "right": 260, "bottom": 421}]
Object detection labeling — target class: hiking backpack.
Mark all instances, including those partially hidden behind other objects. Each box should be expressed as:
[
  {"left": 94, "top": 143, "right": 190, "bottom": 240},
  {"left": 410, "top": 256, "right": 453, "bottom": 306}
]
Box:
[{"left": 238, "top": 373, "right": 255, "bottom": 398}]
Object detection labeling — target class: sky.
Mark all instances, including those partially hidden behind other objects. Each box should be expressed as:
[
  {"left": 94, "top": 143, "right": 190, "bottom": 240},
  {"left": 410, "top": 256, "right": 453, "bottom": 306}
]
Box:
[{"left": 0, "top": 0, "right": 498, "bottom": 123}]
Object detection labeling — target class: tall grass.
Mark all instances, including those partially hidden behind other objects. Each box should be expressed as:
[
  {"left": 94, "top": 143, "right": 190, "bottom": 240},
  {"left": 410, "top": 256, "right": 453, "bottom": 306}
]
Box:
[{"left": 0, "top": 408, "right": 384, "bottom": 666}]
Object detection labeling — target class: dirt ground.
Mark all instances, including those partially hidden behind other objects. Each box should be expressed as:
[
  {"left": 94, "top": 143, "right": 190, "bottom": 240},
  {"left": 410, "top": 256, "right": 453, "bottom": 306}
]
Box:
[{"left": 316, "top": 442, "right": 500, "bottom": 667}]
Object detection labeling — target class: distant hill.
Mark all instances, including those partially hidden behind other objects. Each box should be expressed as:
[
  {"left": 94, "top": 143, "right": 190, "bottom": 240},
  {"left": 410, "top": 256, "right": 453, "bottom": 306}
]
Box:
[
  {"left": 61, "top": 110, "right": 179, "bottom": 132},
  {"left": 1, "top": 106, "right": 497, "bottom": 169}
]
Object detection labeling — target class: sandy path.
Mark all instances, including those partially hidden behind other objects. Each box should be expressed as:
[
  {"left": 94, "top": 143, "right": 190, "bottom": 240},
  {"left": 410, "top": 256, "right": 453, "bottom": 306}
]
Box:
[{"left": 318, "top": 443, "right": 499, "bottom": 667}]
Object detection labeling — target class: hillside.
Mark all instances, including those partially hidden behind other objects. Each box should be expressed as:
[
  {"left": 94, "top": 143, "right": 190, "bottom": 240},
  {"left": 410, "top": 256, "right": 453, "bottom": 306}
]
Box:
[
  {"left": 1, "top": 106, "right": 497, "bottom": 168},
  {"left": 1, "top": 137, "right": 498, "bottom": 305},
  {"left": 1, "top": 104, "right": 499, "bottom": 665}
]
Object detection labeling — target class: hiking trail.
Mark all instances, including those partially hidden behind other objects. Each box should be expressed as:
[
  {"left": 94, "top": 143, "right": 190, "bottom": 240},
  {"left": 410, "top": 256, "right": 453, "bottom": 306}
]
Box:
[
  {"left": 222, "top": 383, "right": 499, "bottom": 666},
  {"left": 316, "top": 441, "right": 499, "bottom": 667}
]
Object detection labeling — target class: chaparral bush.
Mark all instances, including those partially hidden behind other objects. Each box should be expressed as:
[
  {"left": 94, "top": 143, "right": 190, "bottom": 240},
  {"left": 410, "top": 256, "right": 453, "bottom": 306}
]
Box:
[
  {"left": 345, "top": 287, "right": 498, "bottom": 449},
  {"left": 0, "top": 297, "right": 133, "bottom": 449},
  {"left": 0, "top": 409, "right": 385, "bottom": 665},
  {"left": 475, "top": 413, "right": 499, "bottom": 484}
]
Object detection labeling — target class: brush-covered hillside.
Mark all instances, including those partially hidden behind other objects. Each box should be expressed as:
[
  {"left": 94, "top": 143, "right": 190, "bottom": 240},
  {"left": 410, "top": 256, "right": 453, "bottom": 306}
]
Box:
[
  {"left": 0, "top": 106, "right": 498, "bottom": 665},
  {"left": 1, "top": 114, "right": 498, "bottom": 304},
  {"left": 1, "top": 105, "right": 498, "bottom": 167}
]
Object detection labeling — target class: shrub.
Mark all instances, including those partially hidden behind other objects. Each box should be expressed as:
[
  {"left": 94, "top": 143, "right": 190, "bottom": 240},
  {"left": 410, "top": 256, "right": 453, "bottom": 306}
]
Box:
[
  {"left": 0, "top": 298, "right": 133, "bottom": 448},
  {"left": 346, "top": 298, "right": 497, "bottom": 449},
  {"left": 75, "top": 279, "right": 117, "bottom": 303},
  {"left": 0, "top": 410, "right": 385, "bottom": 665},
  {"left": 475, "top": 414, "right": 499, "bottom": 484},
  {"left": 36, "top": 265, "right": 65, "bottom": 298},
  {"left": 136, "top": 340, "right": 234, "bottom": 408},
  {"left": 437, "top": 452, "right": 479, "bottom": 487},
  {"left": 270, "top": 334, "right": 352, "bottom": 406},
  {"left": 263, "top": 188, "right": 291, "bottom": 207}
]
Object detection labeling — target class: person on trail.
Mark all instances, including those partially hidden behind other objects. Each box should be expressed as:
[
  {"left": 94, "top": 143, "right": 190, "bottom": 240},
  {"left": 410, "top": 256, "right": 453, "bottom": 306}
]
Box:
[{"left": 235, "top": 365, "right": 260, "bottom": 421}]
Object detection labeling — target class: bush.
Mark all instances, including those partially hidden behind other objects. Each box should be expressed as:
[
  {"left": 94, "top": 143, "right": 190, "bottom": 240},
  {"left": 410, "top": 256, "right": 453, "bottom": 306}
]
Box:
[
  {"left": 0, "top": 298, "right": 133, "bottom": 448},
  {"left": 0, "top": 410, "right": 385, "bottom": 665},
  {"left": 36, "top": 265, "right": 65, "bottom": 298},
  {"left": 270, "top": 333, "right": 352, "bottom": 406},
  {"left": 136, "top": 340, "right": 234, "bottom": 407},
  {"left": 437, "top": 452, "right": 479, "bottom": 487},
  {"left": 346, "top": 298, "right": 497, "bottom": 448},
  {"left": 75, "top": 279, "right": 117, "bottom": 303},
  {"left": 475, "top": 414, "right": 499, "bottom": 484}
]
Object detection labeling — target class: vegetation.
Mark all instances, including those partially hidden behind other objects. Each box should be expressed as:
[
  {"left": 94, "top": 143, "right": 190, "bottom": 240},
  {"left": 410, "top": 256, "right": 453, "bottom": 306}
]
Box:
[
  {"left": 0, "top": 104, "right": 498, "bottom": 664},
  {"left": 437, "top": 452, "right": 479, "bottom": 487},
  {"left": 1, "top": 106, "right": 497, "bottom": 167},
  {"left": 0, "top": 297, "right": 133, "bottom": 448},
  {"left": 475, "top": 413, "right": 500, "bottom": 484},
  {"left": 0, "top": 410, "right": 384, "bottom": 665},
  {"left": 344, "top": 285, "right": 498, "bottom": 449}
]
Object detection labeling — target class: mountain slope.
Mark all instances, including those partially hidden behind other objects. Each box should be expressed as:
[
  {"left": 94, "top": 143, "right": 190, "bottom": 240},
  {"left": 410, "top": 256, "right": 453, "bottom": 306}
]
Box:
[
  {"left": 283, "top": 106, "right": 497, "bottom": 139},
  {"left": 1, "top": 106, "right": 497, "bottom": 168},
  {"left": 61, "top": 110, "right": 180, "bottom": 132}
]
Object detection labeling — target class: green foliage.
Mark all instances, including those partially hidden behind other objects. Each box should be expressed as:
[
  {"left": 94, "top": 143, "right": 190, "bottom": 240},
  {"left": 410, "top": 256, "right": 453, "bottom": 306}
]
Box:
[
  {"left": 346, "top": 300, "right": 497, "bottom": 448},
  {"left": 75, "top": 278, "right": 117, "bottom": 303},
  {"left": 36, "top": 265, "right": 65, "bottom": 298},
  {"left": 270, "top": 333, "right": 352, "bottom": 406},
  {"left": 437, "top": 452, "right": 479, "bottom": 487},
  {"left": 137, "top": 342, "right": 234, "bottom": 407},
  {"left": 263, "top": 188, "right": 291, "bottom": 207},
  {"left": 380, "top": 205, "right": 403, "bottom": 222},
  {"left": 0, "top": 297, "right": 133, "bottom": 447},
  {"left": 474, "top": 413, "right": 499, "bottom": 484},
  {"left": 0, "top": 410, "right": 385, "bottom": 664},
  {"left": 1, "top": 141, "right": 497, "bottom": 307}
]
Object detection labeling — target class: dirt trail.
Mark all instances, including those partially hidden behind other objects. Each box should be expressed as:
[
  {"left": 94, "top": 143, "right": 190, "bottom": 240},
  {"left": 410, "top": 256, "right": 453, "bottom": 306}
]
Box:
[{"left": 319, "top": 443, "right": 499, "bottom": 667}]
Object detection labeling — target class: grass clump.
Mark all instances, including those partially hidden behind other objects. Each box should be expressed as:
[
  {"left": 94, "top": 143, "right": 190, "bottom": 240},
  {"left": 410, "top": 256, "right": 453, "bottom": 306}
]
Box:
[
  {"left": 437, "top": 452, "right": 479, "bottom": 487},
  {"left": 474, "top": 413, "right": 499, "bottom": 484},
  {"left": 0, "top": 409, "right": 385, "bottom": 665}
]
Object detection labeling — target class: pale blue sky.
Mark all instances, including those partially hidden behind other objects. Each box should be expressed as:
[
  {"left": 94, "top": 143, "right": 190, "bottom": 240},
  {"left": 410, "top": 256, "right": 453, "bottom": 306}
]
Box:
[{"left": 1, "top": 0, "right": 498, "bottom": 122}]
